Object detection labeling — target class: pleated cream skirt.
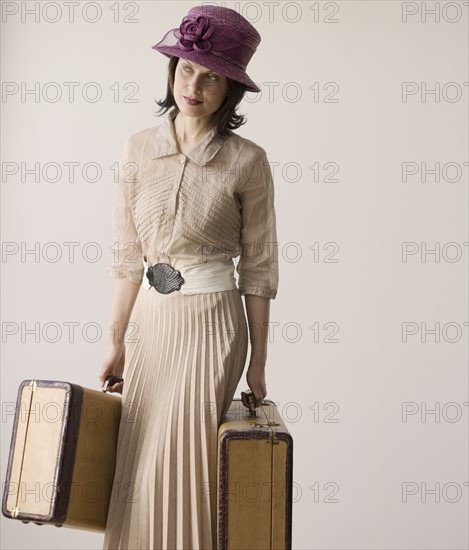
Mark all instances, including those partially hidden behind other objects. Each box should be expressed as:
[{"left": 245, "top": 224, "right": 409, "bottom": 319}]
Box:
[{"left": 102, "top": 285, "right": 249, "bottom": 550}]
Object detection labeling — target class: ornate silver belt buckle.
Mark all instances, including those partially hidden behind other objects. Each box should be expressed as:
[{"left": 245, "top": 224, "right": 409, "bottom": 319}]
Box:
[{"left": 146, "top": 263, "right": 185, "bottom": 294}]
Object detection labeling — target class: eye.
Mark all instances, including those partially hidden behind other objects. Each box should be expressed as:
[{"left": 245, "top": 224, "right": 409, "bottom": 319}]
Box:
[
  {"left": 206, "top": 74, "right": 218, "bottom": 81},
  {"left": 182, "top": 64, "right": 192, "bottom": 72}
]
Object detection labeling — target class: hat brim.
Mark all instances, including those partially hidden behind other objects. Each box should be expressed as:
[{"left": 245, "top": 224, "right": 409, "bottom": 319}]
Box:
[{"left": 152, "top": 45, "right": 261, "bottom": 93}]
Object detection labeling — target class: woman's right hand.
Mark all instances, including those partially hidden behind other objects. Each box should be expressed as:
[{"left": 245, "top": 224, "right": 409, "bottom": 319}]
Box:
[{"left": 98, "top": 342, "right": 126, "bottom": 394}]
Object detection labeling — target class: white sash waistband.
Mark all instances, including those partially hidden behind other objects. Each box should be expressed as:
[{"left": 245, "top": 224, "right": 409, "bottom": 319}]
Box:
[{"left": 178, "top": 261, "right": 237, "bottom": 295}]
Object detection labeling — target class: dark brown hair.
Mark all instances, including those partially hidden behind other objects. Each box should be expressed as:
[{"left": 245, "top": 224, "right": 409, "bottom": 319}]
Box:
[{"left": 154, "top": 56, "right": 248, "bottom": 137}]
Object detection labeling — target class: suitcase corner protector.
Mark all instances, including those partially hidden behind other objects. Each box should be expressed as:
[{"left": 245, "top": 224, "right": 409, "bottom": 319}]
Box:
[{"left": 1, "top": 505, "right": 13, "bottom": 519}]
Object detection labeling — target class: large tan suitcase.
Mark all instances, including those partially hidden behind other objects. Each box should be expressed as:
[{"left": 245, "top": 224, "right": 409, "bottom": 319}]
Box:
[
  {"left": 217, "top": 398, "right": 293, "bottom": 549},
  {"left": 2, "top": 378, "right": 122, "bottom": 532}
]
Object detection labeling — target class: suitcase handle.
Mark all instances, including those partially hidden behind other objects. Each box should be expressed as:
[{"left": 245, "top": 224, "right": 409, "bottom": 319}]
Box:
[
  {"left": 240, "top": 390, "right": 259, "bottom": 417},
  {"left": 102, "top": 375, "right": 124, "bottom": 392}
]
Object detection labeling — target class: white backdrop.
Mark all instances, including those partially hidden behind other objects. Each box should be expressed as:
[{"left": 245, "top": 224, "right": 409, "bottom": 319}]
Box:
[{"left": 1, "top": 1, "right": 468, "bottom": 549}]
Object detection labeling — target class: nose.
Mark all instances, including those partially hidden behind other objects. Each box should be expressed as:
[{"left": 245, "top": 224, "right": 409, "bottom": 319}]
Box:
[{"left": 187, "top": 74, "right": 203, "bottom": 95}]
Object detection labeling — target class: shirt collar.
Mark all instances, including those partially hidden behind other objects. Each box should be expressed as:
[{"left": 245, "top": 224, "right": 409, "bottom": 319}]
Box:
[{"left": 150, "top": 112, "right": 226, "bottom": 166}]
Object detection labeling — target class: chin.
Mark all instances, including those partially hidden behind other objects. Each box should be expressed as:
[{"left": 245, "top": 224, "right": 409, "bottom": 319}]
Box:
[{"left": 178, "top": 108, "right": 203, "bottom": 118}]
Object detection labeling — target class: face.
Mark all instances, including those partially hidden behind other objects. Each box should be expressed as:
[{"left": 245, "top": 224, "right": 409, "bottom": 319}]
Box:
[{"left": 172, "top": 58, "right": 228, "bottom": 120}]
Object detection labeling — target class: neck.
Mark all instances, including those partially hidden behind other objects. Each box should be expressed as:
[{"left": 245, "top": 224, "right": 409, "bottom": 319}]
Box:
[{"left": 173, "top": 112, "right": 213, "bottom": 146}]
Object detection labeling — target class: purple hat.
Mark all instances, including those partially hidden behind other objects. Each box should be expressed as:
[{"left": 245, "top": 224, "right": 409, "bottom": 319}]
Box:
[{"left": 152, "top": 5, "right": 261, "bottom": 93}]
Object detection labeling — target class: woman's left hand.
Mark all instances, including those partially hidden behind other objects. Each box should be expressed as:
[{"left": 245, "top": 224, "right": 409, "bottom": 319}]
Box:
[{"left": 246, "top": 362, "right": 267, "bottom": 407}]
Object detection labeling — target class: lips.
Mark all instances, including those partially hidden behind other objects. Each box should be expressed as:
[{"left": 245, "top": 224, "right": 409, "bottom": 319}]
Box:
[{"left": 184, "top": 96, "right": 202, "bottom": 105}]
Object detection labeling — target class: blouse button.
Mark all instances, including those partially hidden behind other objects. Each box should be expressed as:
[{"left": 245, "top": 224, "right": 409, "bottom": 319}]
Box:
[{"left": 180, "top": 157, "right": 185, "bottom": 164}]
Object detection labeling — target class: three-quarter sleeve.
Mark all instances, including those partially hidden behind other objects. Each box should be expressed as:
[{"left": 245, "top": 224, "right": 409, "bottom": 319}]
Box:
[
  {"left": 235, "top": 149, "right": 279, "bottom": 299},
  {"left": 107, "top": 139, "right": 144, "bottom": 285}
]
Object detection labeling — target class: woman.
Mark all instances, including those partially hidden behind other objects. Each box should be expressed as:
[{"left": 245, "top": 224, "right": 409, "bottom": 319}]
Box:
[{"left": 99, "top": 5, "right": 279, "bottom": 549}]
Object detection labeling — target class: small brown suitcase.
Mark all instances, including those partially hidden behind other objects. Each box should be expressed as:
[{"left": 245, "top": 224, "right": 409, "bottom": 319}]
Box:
[
  {"left": 2, "top": 378, "right": 122, "bottom": 532},
  {"left": 217, "top": 398, "right": 293, "bottom": 550}
]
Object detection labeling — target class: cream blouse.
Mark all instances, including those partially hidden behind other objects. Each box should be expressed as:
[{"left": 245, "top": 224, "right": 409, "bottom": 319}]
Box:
[{"left": 107, "top": 112, "right": 279, "bottom": 300}]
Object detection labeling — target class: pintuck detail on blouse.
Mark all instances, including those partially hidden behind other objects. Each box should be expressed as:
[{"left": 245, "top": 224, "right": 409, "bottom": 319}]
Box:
[{"left": 108, "top": 113, "right": 279, "bottom": 299}]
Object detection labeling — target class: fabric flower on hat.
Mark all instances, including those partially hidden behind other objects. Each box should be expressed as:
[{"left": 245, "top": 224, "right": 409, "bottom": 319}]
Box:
[{"left": 176, "top": 15, "right": 215, "bottom": 52}]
